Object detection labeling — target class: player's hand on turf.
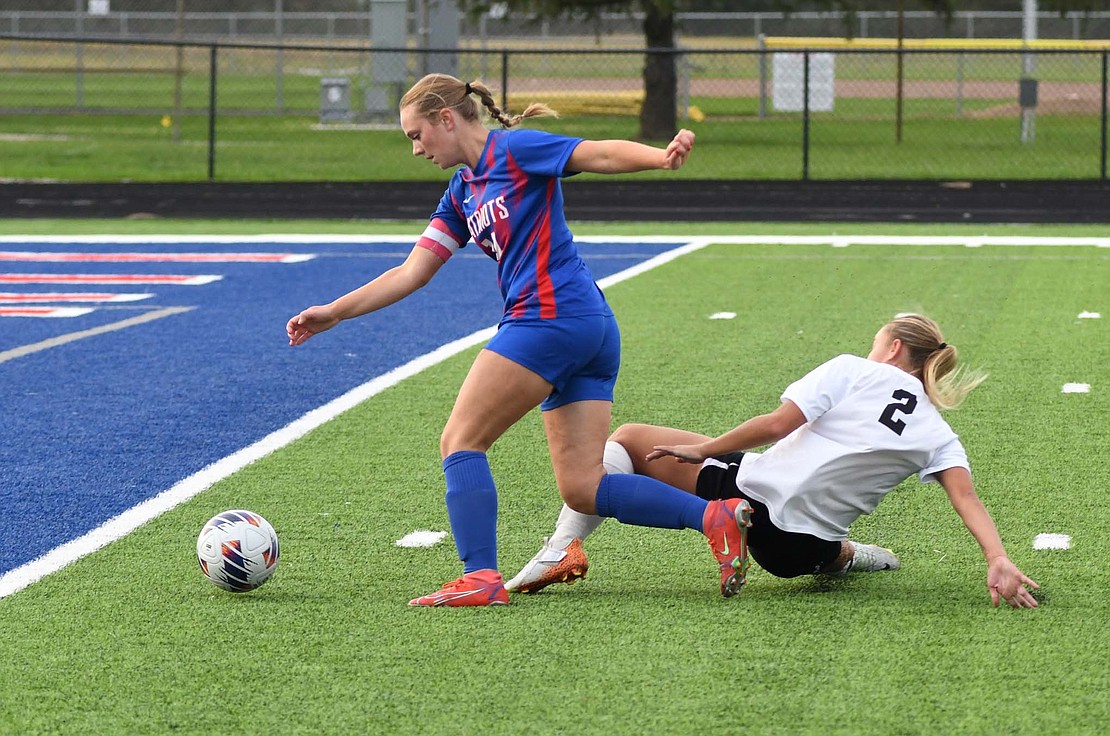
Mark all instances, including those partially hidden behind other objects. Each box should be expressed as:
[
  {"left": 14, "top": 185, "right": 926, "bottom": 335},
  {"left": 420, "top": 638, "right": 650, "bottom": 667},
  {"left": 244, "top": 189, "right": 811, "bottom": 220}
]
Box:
[
  {"left": 987, "top": 556, "right": 1040, "bottom": 609},
  {"left": 646, "top": 444, "right": 706, "bottom": 464},
  {"left": 287, "top": 306, "right": 340, "bottom": 346},
  {"left": 661, "top": 129, "right": 695, "bottom": 170}
]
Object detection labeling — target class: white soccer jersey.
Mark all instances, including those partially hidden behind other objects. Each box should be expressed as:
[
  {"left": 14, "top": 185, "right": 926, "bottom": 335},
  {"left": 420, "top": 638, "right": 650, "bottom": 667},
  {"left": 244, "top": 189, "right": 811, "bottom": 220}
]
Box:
[{"left": 735, "top": 354, "right": 969, "bottom": 541}]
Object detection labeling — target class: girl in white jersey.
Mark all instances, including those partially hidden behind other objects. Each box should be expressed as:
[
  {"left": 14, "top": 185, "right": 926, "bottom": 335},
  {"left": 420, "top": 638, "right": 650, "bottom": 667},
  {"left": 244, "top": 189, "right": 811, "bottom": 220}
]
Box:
[{"left": 507, "top": 314, "right": 1041, "bottom": 609}]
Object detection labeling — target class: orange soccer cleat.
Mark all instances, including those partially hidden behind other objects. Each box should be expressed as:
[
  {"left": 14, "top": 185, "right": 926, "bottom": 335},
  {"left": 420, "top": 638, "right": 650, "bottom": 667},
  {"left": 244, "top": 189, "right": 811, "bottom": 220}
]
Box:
[
  {"left": 703, "top": 498, "right": 753, "bottom": 597},
  {"left": 504, "top": 537, "right": 589, "bottom": 594},
  {"left": 408, "top": 569, "right": 510, "bottom": 607}
]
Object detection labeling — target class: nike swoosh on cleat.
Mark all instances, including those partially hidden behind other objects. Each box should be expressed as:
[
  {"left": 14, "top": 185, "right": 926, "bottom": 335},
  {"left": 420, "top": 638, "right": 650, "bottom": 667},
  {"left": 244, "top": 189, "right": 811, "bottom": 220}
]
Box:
[{"left": 434, "top": 591, "right": 483, "bottom": 605}]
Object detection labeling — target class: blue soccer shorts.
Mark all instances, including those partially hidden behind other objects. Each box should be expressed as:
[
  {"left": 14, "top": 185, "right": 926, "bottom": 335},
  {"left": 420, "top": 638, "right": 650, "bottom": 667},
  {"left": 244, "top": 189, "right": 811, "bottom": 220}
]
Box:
[{"left": 486, "top": 312, "right": 621, "bottom": 411}]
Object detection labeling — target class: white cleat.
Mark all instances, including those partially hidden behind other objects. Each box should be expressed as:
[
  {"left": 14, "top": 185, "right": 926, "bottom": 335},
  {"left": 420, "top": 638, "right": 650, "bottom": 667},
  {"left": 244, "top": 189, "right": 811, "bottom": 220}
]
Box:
[
  {"left": 504, "top": 537, "right": 588, "bottom": 594},
  {"left": 835, "top": 542, "right": 900, "bottom": 575}
]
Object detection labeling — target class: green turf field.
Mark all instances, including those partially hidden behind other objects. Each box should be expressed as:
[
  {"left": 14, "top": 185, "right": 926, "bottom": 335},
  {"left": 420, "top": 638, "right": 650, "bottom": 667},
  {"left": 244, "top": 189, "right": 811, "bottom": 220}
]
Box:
[{"left": 0, "top": 222, "right": 1107, "bottom": 735}]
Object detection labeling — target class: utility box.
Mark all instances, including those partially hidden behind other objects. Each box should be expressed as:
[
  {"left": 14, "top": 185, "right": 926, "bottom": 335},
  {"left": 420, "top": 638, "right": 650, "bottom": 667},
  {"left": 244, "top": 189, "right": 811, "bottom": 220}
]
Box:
[{"left": 320, "top": 78, "right": 352, "bottom": 124}]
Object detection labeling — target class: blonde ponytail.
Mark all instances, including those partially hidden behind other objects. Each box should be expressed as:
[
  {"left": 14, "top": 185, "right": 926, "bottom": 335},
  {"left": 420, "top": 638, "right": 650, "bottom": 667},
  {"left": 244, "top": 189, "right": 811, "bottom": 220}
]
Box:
[{"left": 886, "top": 314, "right": 987, "bottom": 410}]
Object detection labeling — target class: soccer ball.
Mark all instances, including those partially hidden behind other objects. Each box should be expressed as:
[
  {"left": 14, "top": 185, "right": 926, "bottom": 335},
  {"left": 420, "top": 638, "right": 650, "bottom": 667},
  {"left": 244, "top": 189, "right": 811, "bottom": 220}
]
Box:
[{"left": 196, "top": 510, "right": 280, "bottom": 592}]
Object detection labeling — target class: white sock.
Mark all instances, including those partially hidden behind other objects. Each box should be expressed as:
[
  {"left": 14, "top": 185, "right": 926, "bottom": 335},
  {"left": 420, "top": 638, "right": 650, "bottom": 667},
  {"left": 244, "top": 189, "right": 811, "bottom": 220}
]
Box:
[
  {"left": 548, "top": 441, "right": 631, "bottom": 549},
  {"left": 602, "top": 439, "right": 635, "bottom": 475}
]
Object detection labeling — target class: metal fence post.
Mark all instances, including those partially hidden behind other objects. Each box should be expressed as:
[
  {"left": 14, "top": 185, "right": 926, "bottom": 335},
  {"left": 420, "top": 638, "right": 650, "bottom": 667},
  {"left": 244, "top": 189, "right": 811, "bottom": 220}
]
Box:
[
  {"left": 501, "top": 49, "right": 509, "bottom": 112},
  {"left": 956, "top": 52, "right": 965, "bottom": 117},
  {"left": 275, "top": 0, "right": 284, "bottom": 113},
  {"left": 208, "top": 45, "right": 218, "bottom": 182},
  {"left": 74, "top": 0, "right": 84, "bottom": 109},
  {"left": 1101, "top": 50, "right": 1107, "bottom": 181},
  {"left": 803, "top": 50, "right": 810, "bottom": 181},
  {"left": 757, "top": 34, "right": 767, "bottom": 120}
]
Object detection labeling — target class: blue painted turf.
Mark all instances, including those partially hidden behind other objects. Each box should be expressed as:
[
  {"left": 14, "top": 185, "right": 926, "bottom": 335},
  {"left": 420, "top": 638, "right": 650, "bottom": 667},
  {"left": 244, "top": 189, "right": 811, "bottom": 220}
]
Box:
[{"left": 0, "top": 239, "right": 682, "bottom": 574}]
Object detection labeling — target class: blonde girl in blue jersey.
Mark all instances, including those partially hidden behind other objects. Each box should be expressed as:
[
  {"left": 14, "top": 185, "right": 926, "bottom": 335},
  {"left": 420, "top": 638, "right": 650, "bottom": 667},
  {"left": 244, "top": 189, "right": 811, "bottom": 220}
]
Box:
[{"left": 288, "top": 74, "right": 752, "bottom": 607}]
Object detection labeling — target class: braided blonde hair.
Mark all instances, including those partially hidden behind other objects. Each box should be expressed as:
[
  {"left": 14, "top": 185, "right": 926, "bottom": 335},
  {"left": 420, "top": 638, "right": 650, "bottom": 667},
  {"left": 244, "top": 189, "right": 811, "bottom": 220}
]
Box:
[
  {"left": 885, "top": 314, "right": 987, "bottom": 410},
  {"left": 399, "top": 73, "right": 557, "bottom": 128}
]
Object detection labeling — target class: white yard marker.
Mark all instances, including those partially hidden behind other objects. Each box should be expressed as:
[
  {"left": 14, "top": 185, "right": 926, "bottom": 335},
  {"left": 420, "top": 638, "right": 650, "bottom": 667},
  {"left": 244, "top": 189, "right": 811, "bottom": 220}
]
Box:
[
  {"left": 1077, "top": 311, "right": 1101, "bottom": 319},
  {"left": 1061, "top": 383, "right": 1091, "bottom": 394},
  {"left": 709, "top": 312, "right": 736, "bottom": 320},
  {"left": 395, "top": 530, "right": 449, "bottom": 548},
  {"left": 1033, "top": 533, "right": 1072, "bottom": 550}
]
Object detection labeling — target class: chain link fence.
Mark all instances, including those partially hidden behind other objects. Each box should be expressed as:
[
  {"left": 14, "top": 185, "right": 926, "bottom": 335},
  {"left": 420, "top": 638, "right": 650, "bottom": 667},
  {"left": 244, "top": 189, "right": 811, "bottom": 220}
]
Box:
[
  {"left": 3, "top": 7, "right": 1110, "bottom": 42},
  {"left": 1, "top": 35, "right": 1107, "bottom": 182}
]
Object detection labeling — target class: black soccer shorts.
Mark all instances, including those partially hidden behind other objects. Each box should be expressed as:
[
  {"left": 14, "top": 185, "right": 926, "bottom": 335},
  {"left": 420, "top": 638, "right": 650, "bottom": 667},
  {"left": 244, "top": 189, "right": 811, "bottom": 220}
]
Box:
[{"left": 695, "top": 451, "right": 843, "bottom": 578}]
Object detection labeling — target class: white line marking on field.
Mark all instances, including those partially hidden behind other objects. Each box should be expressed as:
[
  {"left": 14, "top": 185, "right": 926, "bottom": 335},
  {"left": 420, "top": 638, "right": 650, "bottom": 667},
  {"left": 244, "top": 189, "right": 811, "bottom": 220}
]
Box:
[
  {"left": 2, "top": 234, "right": 1109, "bottom": 247},
  {"left": 0, "top": 306, "right": 96, "bottom": 318},
  {"left": 1033, "top": 533, "right": 1071, "bottom": 550},
  {"left": 1077, "top": 311, "right": 1101, "bottom": 319},
  {"left": 0, "top": 251, "right": 314, "bottom": 263},
  {"left": 709, "top": 312, "right": 736, "bottom": 320},
  {"left": 395, "top": 530, "right": 449, "bottom": 548},
  {"left": 0, "top": 239, "right": 710, "bottom": 600},
  {"left": 1061, "top": 383, "right": 1091, "bottom": 393},
  {"left": 0, "top": 306, "right": 193, "bottom": 365},
  {"left": 0, "top": 292, "right": 155, "bottom": 303},
  {"left": 0, "top": 273, "right": 221, "bottom": 286}
]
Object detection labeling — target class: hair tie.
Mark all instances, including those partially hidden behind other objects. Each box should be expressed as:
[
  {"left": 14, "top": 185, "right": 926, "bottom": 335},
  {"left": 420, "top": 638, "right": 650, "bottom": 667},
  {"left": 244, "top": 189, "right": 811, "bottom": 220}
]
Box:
[
  {"left": 464, "top": 82, "right": 473, "bottom": 95},
  {"left": 936, "top": 342, "right": 948, "bottom": 351}
]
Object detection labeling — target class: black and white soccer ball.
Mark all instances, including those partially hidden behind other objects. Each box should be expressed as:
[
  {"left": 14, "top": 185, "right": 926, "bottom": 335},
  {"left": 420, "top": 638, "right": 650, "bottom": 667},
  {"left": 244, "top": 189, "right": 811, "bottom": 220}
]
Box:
[{"left": 196, "top": 510, "right": 280, "bottom": 592}]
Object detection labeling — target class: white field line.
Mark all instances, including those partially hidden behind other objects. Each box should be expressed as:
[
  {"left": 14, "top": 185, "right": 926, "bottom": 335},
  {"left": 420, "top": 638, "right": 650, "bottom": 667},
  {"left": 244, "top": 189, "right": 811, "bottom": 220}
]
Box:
[
  {"left": 0, "top": 239, "right": 710, "bottom": 600},
  {"left": 0, "top": 292, "right": 155, "bottom": 303},
  {"left": 0, "top": 251, "right": 314, "bottom": 263},
  {"left": 1, "top": 234, "right": 1109, "bottom": 247},
  {"left": 0, "top": 306, "right": 96, "bottom": 318},
  {"left": 0, "top": 306, "right": 194, "bottom": 365}
]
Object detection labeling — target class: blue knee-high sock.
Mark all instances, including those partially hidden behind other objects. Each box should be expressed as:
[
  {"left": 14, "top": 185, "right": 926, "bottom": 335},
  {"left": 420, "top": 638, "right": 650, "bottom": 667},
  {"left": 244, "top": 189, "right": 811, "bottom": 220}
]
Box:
[
  {"left": 594, "top": 474, "right": 707, "bottom": 532},
  {"left": 442, "top": 450, "right": 498, "bottom": 573}
]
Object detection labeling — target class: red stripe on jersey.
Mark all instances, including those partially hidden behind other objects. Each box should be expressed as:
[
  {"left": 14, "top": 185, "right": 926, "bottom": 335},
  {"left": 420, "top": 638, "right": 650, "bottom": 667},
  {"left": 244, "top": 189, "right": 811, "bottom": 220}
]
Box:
[
  {"left": 535, "top": 179, "right": 557, "bottom": 319},
  {"left": 504, "top": 147, "right": 532, "bottom": 319}
]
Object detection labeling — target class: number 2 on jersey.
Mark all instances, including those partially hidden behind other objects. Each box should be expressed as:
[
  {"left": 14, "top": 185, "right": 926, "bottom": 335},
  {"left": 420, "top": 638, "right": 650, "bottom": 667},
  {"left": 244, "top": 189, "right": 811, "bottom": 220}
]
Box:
[{"left": 878, "top": 389, "right": 918, "bottom": 435}]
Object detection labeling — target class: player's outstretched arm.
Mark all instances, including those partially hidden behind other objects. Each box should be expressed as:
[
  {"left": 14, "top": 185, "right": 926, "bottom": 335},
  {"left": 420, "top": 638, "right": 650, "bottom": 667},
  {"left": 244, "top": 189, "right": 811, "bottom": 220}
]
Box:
[
  {"left": 287, "top": 245, "right": 444, "bottom": 346},
  {"left": 937, "top": 467, "right": 1040, "bottom": 609},
  {"left": 647, "top": 401, "right": 806, "bottom": 464},
  {"left": 567, "top": 129, "right": 695, "bottom": 175}
]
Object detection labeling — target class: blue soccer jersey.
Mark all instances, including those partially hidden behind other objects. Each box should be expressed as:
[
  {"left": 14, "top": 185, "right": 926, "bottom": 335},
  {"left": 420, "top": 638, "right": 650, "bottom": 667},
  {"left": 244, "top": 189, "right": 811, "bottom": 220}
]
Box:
[{"left": 416, "top": 128, "right": 611, "bottom": 321}]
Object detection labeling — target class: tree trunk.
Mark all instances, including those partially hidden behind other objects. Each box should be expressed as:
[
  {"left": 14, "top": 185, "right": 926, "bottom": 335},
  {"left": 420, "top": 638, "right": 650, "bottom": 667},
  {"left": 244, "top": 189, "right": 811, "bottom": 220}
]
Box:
[{"left": 638, "top": 1, "right": 677, "bottom": 141}]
